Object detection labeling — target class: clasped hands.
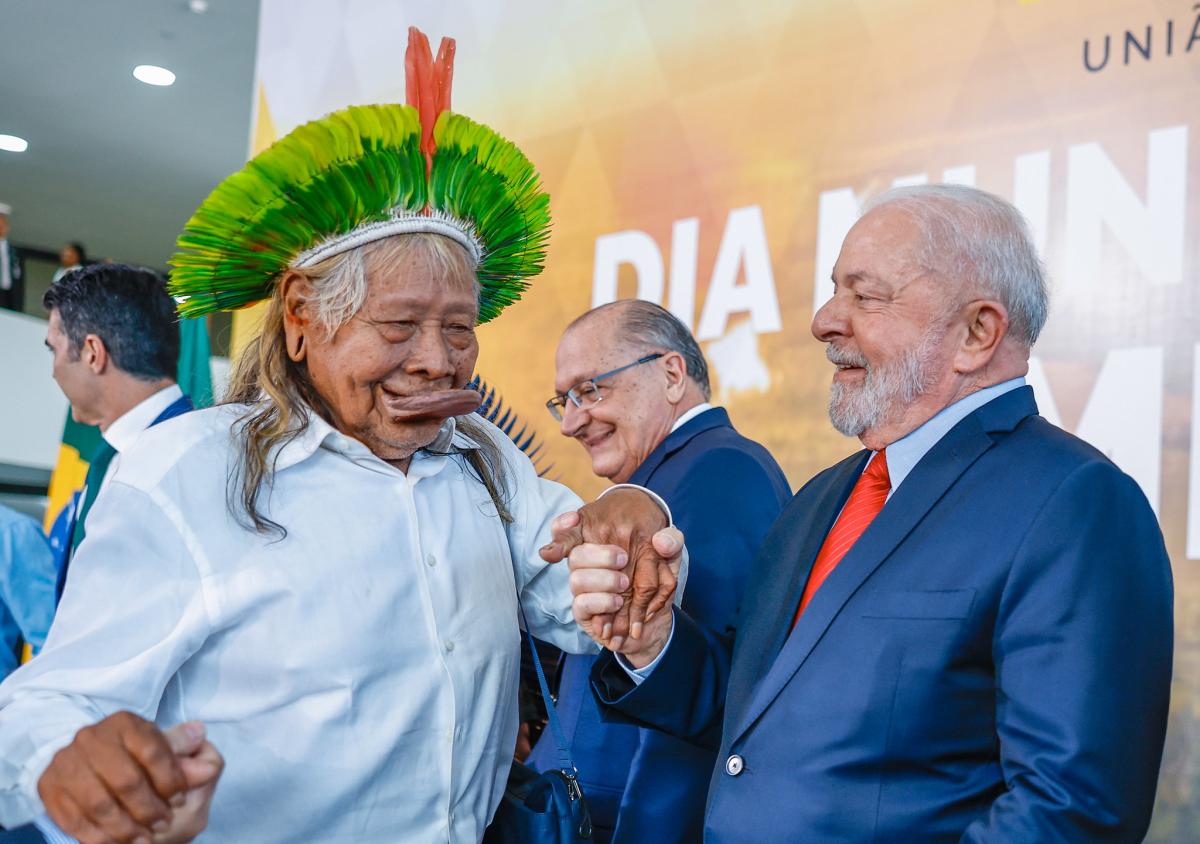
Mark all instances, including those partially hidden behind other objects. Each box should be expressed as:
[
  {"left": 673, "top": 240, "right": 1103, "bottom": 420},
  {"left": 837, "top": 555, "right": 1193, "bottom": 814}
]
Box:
[{"left": 540, "top": 487, "right": 683, "bottom": 667}]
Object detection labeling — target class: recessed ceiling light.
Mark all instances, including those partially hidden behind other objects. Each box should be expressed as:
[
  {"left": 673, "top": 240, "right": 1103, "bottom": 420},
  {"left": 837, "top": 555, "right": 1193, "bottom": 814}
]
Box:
[
  {"left": 0, "top": 135, "right": 28, "bottom": 153},
  {"left": 133, "top": 65, "right": 176, "bottom": 86}
]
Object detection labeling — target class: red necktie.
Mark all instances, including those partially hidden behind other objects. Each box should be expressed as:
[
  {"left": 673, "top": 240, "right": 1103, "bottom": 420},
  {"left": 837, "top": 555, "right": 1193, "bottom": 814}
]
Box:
[{"left": 791, "top": 450, "right": 890, "bottom": 628}]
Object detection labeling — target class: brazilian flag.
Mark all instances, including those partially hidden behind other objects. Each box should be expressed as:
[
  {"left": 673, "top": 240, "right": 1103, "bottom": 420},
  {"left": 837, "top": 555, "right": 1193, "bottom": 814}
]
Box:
[{"left": 41, "top": 316, "right": 213, "bottom": 535}]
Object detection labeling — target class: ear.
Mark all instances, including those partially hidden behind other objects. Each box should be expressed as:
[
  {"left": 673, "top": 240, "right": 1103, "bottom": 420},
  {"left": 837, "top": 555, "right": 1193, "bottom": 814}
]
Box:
[
  {"left": 280, "top": 270, "right": 315, "bottom": 362},
  {"left": 663, "top": 351, "right": 688, "bottom": 404},
  {"left": 953, "top": 299, "right": 1009, "bottom": 375},
  {"left": 81, "top": 334, "right": 108, "bottom": 375}
]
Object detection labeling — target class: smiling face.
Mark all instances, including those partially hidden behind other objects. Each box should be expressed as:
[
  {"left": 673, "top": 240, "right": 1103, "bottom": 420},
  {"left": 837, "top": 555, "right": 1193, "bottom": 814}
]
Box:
[
  {"left": 812, "top": 206, "right": 963, "bottom": 447},
  {"left": 553, "top": 309, "right": 684, "bottom": 483},
  {"left": 287, "top": 236, "right": 481, "bottom": 464}
]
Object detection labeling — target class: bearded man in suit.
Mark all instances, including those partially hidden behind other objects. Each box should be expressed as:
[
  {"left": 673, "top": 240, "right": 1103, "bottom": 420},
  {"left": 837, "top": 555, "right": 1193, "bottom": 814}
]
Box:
[{"left": 564, "top": 184, "right": 1173, "bottom": 843}]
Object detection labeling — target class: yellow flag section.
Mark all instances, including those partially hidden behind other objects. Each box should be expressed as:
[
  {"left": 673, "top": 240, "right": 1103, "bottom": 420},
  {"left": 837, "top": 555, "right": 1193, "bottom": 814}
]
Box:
[{"left": 229, "top": 84, "right": 279, "bottom": 358}]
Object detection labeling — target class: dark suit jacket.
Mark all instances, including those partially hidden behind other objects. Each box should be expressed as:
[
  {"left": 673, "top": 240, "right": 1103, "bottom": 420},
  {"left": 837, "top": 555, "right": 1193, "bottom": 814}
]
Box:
[
  {"left": 529, "top": 407, "right": 790, "bottom": 843},
  {"left": 0, "top": 241, "right": 24, "bottom": 313},
  {"left": 0, "top": 825, "right": 46, "bottom": 843},
  {"left": 592, "top": 387, "right": 1173, "bottom": 843}
]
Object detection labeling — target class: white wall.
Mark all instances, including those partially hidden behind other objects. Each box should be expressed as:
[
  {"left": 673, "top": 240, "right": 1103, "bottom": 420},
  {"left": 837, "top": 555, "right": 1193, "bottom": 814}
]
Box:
[{"left": 0, "top": 309, "right": 68, "bottom": 470}]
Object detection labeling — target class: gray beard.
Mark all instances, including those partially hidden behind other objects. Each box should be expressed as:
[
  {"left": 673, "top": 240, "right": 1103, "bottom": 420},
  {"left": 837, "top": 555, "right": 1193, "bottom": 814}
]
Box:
[{"left": 827, "top": 330, "right": 943, "bottom": 438}]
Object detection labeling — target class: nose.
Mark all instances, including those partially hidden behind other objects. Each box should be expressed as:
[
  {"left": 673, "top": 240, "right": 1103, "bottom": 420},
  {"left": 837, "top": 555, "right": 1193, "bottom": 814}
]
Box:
[
  {"left": 559, "top": 397, "right": 588, "bottom": 439},
  {"left": 404, "top": 324, "right": 455, "bottom": 380},
  {"left": 811, "top": 289, "right": 848, "bottom": 344}
]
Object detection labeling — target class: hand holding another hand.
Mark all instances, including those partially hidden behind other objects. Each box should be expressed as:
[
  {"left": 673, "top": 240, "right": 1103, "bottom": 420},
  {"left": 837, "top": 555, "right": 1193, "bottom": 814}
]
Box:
[
  {"left": 565, "top": 533, "right": 680, "bottom": 668},
  {"left": 38, "top": 712, "right": 223, "bottom": 844},
  {"left": 540, "top": 487, "right": 683, "bottom": 648}
]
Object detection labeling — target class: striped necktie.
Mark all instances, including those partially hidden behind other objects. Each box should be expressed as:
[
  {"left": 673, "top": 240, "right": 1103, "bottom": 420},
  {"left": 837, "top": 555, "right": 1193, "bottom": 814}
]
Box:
[{"left": 791, "top": 450, "right": 890, "bottom": 628}]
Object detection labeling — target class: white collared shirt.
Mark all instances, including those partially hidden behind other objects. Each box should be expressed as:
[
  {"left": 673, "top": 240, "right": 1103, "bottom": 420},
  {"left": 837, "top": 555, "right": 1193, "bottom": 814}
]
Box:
[
  {"left": 0, "top": 405, "right": 596, "bottom": 843},
  {"left": 99, "top": 383, "right": 183, "bottom": 488},
  {"left": 864, "top": 377, "right": 1026, "bottom": 498},
  {"left": 669, "top": 402, "right": 714, "bottom": 434}
]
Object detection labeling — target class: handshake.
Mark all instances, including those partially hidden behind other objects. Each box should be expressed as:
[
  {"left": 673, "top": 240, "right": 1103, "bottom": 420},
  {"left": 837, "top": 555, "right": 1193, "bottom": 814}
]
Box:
[{"left": 540, "top": 487, "right": 684, "bottom": 668}]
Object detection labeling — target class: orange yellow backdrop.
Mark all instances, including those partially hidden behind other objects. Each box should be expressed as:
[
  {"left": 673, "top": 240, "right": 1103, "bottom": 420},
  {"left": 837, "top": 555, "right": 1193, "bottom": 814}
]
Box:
[{"left": 246, "top": 1, "right": 1200, "bottom": 836}]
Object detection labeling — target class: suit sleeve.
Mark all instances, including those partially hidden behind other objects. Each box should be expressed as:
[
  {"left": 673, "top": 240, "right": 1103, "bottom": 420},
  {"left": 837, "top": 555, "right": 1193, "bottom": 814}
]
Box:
[
  {"left": 960, "top": 461, "right": 1173, "bottom": 843},
  {"left": 668, "top": 447, "right": 788, "bottom": 634},
  {"left": 590, "top": 607, "right": 732, "bottom": 752}
]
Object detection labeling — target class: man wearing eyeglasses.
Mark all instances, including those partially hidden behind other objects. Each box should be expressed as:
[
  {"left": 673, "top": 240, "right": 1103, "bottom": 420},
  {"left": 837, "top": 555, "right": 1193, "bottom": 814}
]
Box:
[{"left": 529, "top": 299, "right": 790, "bottom": 844}]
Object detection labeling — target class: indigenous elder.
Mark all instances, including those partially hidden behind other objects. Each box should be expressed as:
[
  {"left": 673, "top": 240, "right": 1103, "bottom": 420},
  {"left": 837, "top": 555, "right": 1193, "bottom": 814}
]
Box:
[
  {"left": 0, "top": 29, "right": 680, "bottom": 844},
  {"left": 528, "top": 300, "right": 789, "bottom": 843},
  {"left": 566, "top": 185, "right": 1173, "bottom": 842}
]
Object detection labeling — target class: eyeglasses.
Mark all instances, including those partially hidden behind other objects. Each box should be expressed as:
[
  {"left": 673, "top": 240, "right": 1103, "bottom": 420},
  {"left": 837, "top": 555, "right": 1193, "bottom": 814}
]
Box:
[{"left": 546, "top": 353, "right": 664, "bottom": 421}]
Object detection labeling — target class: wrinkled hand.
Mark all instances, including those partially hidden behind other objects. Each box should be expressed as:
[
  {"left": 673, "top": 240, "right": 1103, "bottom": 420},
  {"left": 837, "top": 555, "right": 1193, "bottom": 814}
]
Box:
[
  {"left": 540, "top": 488, "right": 683, "bottom": 645},
  {"left": 567, "top": 532, "right": 681, "bottom": 666},
  {"left": 38, "top": 713, "right": 220, "bottom": 844},
  {"left": 154, "top": 724, "right": 223, "bottom": 844}
]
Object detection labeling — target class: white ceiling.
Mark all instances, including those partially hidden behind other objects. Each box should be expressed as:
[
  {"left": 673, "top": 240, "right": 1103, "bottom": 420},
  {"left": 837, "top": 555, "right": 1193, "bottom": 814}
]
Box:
[{"left": 0, "top": 0, "right": 260, "bottom": 268}]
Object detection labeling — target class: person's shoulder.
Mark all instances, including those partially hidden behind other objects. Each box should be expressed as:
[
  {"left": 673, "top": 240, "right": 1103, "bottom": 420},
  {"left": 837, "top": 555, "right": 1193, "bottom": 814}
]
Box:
[
  {"left": 111, "top": 404, "right": 245, "bottom": 492},
  {"left": 666, "top": 433, "right": 790, "bottom": 503},
  {"left": 0, "top": 503, "right": 42, "bottom": 538},
  {"left": 993, "top": 413, "right": 1151, "bottom": 509},
  {"left": 1006, "top": 413, "right": 1121, "bottom": 477}
]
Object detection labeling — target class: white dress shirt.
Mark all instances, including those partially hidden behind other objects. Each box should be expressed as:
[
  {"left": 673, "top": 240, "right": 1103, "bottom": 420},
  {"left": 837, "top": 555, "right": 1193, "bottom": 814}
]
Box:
[
  {"left": 669, "top": 402, "right": 713, "bottom": 434},
  {"left": 99, "top": 383, "right": 183, "bottom": 488},
  {"left": 0, "top": 404, "right": 598, "bottom": 843}
]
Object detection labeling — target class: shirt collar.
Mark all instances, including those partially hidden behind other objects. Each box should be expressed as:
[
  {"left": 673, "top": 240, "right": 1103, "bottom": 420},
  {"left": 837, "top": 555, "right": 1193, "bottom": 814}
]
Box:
[
  {"left": 102, "top": 384, "right": 183, "bottom": 453},
  {"left": 872, "top": 377, "right": 1026, "bottom": 495},
  {"left": 670, "top": 402, "right": 714, "bottom": 434},
  {"left": 273, "top": 408, "right": 460, "bottom": 476}
]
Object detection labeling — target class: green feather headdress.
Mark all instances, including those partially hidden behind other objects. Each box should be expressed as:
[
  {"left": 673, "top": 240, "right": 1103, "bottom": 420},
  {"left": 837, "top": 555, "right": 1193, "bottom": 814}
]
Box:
[{"left": 169, "top": 28, "right": 550, "bottom": 323}]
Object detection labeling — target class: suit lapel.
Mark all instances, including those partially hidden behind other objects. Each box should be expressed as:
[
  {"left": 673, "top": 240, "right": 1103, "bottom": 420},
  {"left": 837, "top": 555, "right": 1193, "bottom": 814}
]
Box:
[
  {"left": 720, "top": 454, "right": 866, "bottom": 731},
  {"left": 729, "top": 390, "right": 1038, "bottom": 743}
]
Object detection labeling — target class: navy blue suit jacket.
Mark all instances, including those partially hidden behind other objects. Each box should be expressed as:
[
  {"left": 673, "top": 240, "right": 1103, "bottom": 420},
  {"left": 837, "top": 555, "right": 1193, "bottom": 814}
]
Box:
[
  {"left": 530, "top": 407, "right": 789, "bottom": 843},
  {"left": 592, "top": 387, "right": 1174, "bottom": 843}
]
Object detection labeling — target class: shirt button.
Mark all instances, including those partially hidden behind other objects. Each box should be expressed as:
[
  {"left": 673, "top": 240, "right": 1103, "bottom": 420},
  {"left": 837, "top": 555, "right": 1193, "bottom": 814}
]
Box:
[
  {"left": 444, "top": 639, "right": 455, "bottom": 653},
  {"left": 725, "top": 754, "right": 744, "bottom": 776},
  {"left": 426, "top": 553, "right": 438, "bottom": 568}
]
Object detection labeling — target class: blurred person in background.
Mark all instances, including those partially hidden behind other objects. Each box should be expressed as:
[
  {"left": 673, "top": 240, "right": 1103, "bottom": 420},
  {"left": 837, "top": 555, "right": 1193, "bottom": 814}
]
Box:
[
  {"left": 0, "top": 203, "right": 25, "bottom": 313},
  {"left": 0, "top": 504, "right": 56, "bottom": 681},
  {"left": 51, "top": 243, "right": 87, "bottom": 284},
  {"left": 530, "top": 299, "right": 790, "bottom": 843},
  {"left": 41, "top": 264, "right": 192, "bottom": 601}
]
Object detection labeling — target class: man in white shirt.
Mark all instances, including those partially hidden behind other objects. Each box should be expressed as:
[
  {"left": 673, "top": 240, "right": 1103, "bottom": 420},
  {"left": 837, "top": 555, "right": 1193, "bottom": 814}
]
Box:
[
  {"left": 0, "top": 232, "right": 682, "bottom": 844},
  {"left": 40, "top": 264, "right": 194, "bottom": 599},
  {"left": 0, "top": 30, "right": 683, "bottom": 840}
]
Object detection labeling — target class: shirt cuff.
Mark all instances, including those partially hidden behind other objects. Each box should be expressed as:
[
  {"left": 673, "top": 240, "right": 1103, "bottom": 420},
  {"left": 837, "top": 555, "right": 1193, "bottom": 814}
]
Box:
[
  {"left": 615, "top": 611, "right": 676, "bottom": 686},
  {"left": 598, "top": 484, "right": 674, "bottom": 526},
  {"left": 34, "top": 814, "right": 79, "bottom": 843}
]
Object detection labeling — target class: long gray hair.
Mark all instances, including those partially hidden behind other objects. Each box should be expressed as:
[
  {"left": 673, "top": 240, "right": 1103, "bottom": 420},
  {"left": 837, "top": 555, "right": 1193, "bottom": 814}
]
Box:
[{"left": 222, "top": 234, "right": 512, "bottom": 537}]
